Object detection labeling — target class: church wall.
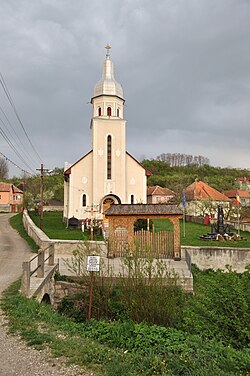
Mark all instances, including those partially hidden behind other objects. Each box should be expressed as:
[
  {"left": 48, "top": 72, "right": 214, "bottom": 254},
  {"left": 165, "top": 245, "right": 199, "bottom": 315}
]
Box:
[
  {"left": 92, "top": 118, "right": 127, "bottom": 204},
  {"left": 126, "top": 155, "right": 147, "bottom": 203},
  {"left": 67, "top": 152, "right": 93, "bottom": 220}
]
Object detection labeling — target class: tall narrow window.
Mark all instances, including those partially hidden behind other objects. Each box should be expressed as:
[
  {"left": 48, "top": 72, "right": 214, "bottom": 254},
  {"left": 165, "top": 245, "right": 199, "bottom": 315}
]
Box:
[
  {"left": 107, "top": 135, "right": 112, "bottom": 179},
  {"left": 107, "top": 107, "right": 112, "bottom": 116},
  {"left": 131, "top": 195, "right": 134, "bottom": 204},
  {"left": 82, "top": 194, "right": 86, "bottom": 207},
  {"left": 98, "top": 107, "right": 101, "bottom": 116},
  {"left": 117, "top": 108, "right": 120, "bottom": 117}
]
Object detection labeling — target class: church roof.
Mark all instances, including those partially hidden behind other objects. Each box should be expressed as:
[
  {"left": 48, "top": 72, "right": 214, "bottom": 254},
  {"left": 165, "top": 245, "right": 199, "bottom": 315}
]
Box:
[
  {"left": 92, "top": 45, "right": 124, "bottom": 100},
  {"left": 104, "top": 204, "right": 183, "bottom": 216},
  {"left": 64, "top": 150, "right": 150, "bottom": 177}
]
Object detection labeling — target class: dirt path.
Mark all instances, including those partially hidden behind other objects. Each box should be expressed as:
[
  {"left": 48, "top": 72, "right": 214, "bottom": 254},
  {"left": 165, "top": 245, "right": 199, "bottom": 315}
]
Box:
[{"left": 0, "top": 214, "right": 90, "bottom": 376}]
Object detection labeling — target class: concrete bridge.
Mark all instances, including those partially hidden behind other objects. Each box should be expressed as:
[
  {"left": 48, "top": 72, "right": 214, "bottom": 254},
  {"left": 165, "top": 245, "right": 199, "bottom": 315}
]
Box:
[{"left": 21, "top": 243, "right": 58, "bottom": 304}]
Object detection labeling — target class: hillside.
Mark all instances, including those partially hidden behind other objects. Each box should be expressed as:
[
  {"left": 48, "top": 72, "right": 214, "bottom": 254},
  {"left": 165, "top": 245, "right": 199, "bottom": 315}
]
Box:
[{"left": 142, "top": 159, "right": 250, "bottom": 198}]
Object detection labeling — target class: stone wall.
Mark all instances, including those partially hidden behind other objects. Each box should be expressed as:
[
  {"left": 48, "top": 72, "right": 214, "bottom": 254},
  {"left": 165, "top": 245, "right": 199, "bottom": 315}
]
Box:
[
  {"left": 182, "top": 246, "right": 250, "bottom": 272},
  {"left": 53, "top": 280, "right": 85, "bottom": 309}
]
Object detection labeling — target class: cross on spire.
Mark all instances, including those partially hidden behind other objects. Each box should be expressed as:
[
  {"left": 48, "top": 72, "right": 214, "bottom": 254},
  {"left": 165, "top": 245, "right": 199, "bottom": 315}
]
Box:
[{"left": 105, "top": 44, "right": 111, "bottom": 58}]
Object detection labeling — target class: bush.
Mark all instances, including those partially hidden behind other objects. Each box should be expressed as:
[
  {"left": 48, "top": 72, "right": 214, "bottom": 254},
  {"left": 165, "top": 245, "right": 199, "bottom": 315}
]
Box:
[{"left": 180, "top": 266, "right": 250, "bottom": 349}]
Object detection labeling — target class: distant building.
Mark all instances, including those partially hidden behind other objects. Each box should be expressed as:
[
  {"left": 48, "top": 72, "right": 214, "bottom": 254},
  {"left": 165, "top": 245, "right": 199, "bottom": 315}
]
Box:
[
  {"left": 238, "top": 177, "right": 250, "bottom": 192},
  {"left": 0, "top": 183, "right": 23, "bottom": 212},
  {"left": 147, "top": 185, "right": 176, "bottom": 204},
  {"left": 64, "top": 46, "right": 149, "bottom": 222},
  {"left": 223, "top": 189, "right": 250, "bottom": 207},
  {"left": 184, "top": 180, "right": 231, "bottom": 217}
]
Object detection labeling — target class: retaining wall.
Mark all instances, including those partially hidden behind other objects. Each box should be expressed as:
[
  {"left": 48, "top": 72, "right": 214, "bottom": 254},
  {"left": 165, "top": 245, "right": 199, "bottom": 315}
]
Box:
[{"left": 182, "top": 246, "right": 250, "bottom": 272}]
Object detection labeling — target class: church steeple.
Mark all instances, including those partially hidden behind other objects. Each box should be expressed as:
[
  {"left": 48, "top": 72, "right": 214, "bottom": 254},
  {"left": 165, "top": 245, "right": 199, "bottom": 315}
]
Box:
[{"left": 92, "top": 45, "right": 124, "bottom": 100}]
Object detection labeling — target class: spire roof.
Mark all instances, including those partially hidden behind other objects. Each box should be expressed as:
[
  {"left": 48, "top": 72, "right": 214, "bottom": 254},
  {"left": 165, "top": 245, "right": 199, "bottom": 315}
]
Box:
[{"left": 92, "top": 45, "right": 124, "bottom": 100}]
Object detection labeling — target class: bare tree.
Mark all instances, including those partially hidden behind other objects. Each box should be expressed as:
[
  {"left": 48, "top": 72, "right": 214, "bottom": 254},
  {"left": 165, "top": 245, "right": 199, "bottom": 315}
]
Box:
[{"left": 0, "top": 157, "right": 8, "bottom": 179}]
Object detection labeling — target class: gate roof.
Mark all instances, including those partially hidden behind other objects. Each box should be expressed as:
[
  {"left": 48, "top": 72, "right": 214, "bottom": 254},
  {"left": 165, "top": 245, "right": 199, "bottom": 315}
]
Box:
[{"left": 104, "top": 204, "right": 183, "bottom": 216}]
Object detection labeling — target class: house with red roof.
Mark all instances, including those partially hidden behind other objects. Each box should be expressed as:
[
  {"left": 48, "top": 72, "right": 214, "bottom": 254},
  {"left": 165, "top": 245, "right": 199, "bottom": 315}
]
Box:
[
  {"left": 147, "top": 185, "right": 176, "bottom": 204},
  {"left": 184, "top": 180, "right": 231, "bottom": 217},
  {"left": 223, "top": 189, "right": 250, "bottom": 207},
  {"left": 0, "top": 183, "right": 23, "bottom": 212}
]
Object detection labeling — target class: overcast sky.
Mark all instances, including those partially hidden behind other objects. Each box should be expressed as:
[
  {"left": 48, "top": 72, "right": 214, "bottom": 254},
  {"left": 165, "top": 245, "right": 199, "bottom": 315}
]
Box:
[{"left": 0, "top": 0, "right": 250, "bottom": 177}]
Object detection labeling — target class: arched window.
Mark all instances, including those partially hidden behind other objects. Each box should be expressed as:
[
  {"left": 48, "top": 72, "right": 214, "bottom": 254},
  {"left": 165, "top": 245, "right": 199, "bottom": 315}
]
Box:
[
  {"left": 107, "top": 107, "right": 112, "bottom": 116},
  {"left": 82, "top": 194, "right": 86, "bottom": 207},
  {"left": 117, "top": 108, "right": 120, "bottom": 117},
  {"left": 98, "top": 107, "right": 101, "bottom": 116},
  {"left": 107, "top": 135, "right": 112, "bottom": 179},
  {"left": 131, "top": 195, "right": 134, "bottom": 204}
]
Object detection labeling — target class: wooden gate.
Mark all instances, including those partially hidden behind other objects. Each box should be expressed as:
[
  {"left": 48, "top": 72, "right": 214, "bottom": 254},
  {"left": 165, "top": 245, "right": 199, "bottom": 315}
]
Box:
[
  {"left": 108, "top": 227, "right": 128, "bottom": 258},
  {"left": 108, "top": 228, "right": 174, "bottom": 259},
  {"left": 134, "top": 229, "right": 174, "bottom": 258}
]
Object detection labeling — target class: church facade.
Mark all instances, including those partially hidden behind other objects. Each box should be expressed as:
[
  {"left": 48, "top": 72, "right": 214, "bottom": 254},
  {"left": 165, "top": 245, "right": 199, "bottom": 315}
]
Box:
[{"left": 64, "top": 46, "right": 148, "bottom": 222}]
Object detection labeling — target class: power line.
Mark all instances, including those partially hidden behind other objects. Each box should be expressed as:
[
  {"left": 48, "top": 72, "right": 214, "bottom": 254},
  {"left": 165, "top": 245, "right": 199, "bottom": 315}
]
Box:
[
  {"left": 0, "top": 104, "right": 38, "bottom": 170},
  {"left": 0, "top": 72, "right": 43, "bottom": 164},
  {"left": 0, "top": 151, "right": 34, "bottom": 176},
  {"left": 0, "top": 123, "right": 36, "bottom": 174}
]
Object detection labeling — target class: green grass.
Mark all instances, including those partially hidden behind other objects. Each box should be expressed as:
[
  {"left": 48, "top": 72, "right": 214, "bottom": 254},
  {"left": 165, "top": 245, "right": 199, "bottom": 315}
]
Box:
[
  {"left": 152, "top": 218, "right": 250, "bottom": 248},
  {"left": 9, "top": 213, "right": 39, "bottom": 252},
  {"left": 1, "top": 278, "right": 250, "bottom": 376},
  {"left": 28, "top": 211, "right": 103, "bottom": 241}
]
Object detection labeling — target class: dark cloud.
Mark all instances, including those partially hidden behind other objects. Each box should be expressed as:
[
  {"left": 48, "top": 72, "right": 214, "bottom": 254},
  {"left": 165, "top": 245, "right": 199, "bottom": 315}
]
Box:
[{"left": 0, "top": 0, "right": 249, "bottom": 177}]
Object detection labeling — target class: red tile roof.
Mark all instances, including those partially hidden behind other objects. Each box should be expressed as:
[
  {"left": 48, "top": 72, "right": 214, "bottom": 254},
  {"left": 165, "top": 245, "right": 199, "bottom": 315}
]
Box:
[
  {"left": 0, "top": 183, "right": 23, "bottom": 194},
  {"left": 223, "top": 190, "right": 250, "bottom": 198},
  {"left": 147, "top": 185, "right": 176, "bottom": 196},
  {"left": 185, "top": 180, "right": 230, "bottom": 201}
]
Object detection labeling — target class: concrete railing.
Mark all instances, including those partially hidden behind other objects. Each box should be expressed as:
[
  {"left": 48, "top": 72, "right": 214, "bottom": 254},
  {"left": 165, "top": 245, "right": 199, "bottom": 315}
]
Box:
[{"left": 21, "top": 243, "right": 58, "bottom": 297}]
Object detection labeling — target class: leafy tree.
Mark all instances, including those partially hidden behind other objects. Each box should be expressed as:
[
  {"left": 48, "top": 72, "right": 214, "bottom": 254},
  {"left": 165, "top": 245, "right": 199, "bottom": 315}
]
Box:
[{"left": 0, "top": 156, "right": 8, "bottom": 179}]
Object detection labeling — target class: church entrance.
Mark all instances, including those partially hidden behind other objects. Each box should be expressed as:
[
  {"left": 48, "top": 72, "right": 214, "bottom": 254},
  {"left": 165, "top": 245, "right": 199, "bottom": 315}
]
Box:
[
  {"left": 102, "top": 195, "right": 121, "bottom": 218},
  {"left": 102, "top": 197, "right": 115, "bottom": 216}
]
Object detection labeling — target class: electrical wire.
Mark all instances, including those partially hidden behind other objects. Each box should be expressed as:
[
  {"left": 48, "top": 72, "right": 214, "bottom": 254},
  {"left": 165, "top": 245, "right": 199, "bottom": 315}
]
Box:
[
  {"left": 0, "top": 104, "right": 38, "bottom": 170},
  {"left": 0, "top": 151, "right": 34, "bottom": 176},
  {"left": 0, "top": 72, "right": 43, "bottom": 164}
]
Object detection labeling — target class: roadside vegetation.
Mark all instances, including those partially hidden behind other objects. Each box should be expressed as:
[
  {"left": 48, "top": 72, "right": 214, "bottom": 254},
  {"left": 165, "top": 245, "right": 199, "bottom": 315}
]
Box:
[
  {"left": 9, "top": 213, "right": 39, "bottom": 252},
  {"left": 1, "top": 265, "right": 250, "bottom": 375},
  {"left": 5, "top": 212, "right": 250, "bottom": 374}
]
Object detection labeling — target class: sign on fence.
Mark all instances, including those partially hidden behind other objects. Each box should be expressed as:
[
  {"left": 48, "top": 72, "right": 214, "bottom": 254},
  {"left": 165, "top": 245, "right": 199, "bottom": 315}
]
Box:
[{"left": 87, "top": 255, "right": 100, "bottom": 272}]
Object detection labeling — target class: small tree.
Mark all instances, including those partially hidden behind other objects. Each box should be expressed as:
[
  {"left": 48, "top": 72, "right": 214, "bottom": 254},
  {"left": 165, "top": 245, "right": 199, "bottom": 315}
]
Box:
[{"left": 0, "top": 157, "right": 8, "bottom": 179}]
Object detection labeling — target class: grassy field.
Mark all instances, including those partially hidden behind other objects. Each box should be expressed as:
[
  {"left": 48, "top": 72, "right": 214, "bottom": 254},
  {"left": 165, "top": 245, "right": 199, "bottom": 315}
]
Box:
[
  {"left": 27, "top": 211, "right": 250, "bottom": 247},
  {"left": 28, "top": 211, "right": 103, "bottom": 240},
  {"left": 153, "top": 218, "right": 250, "bottom": 248}
]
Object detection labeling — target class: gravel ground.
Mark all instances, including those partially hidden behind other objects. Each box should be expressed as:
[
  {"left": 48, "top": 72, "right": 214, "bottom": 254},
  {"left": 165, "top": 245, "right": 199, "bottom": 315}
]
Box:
[{"left": 0, "top": 214, "right": 93, "bottom": 376}]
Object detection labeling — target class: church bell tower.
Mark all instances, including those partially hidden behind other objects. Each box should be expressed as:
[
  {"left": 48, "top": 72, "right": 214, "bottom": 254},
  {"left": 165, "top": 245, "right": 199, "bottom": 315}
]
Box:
[{"left": 90, "top": 45, "right": 127, "bottom": 207}]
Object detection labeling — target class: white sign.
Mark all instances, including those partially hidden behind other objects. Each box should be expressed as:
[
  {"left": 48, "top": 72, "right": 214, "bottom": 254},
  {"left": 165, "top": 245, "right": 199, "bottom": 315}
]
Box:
[{"left": 87, "top": 255, "right": 100, "bottom": 272}]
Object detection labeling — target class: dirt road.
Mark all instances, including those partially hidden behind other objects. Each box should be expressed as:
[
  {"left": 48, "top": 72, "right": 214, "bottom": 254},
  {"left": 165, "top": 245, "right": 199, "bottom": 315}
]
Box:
[{"left": 0, "top": 213, "right": 88, "bottom": 375}]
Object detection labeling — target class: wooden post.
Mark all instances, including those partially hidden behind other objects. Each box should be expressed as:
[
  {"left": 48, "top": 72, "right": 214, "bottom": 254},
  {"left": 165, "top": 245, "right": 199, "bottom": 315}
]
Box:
[{"left": 88, "top": 272, "right": 94, "bottom": 320}]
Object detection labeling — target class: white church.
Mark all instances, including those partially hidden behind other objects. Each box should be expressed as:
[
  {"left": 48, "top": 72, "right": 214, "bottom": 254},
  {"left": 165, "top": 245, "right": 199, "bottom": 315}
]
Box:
[{"left": 64, "top": 45, "right": 149, "bottom": 223}]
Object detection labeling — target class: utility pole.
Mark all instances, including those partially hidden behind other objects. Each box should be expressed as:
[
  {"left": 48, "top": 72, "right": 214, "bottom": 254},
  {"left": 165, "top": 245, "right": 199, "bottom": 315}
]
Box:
[{"left": 36, "top": 164, "right": 49, "bottom": 231}]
